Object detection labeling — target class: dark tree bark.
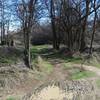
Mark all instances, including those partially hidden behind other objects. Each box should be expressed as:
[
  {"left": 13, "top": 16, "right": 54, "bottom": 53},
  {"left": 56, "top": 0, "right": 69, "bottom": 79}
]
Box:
[
  {"left": 50, "top": 0, "right": 59, "bottom": 50},
  {"left": 89, "top": 0, "right": 97, "bottom": 55},
  {"left": 19, "top": 0, "right": 37, "bottom": 68},
  {"left": 80, "top": 0, "right": 90, "bottom": 52}
]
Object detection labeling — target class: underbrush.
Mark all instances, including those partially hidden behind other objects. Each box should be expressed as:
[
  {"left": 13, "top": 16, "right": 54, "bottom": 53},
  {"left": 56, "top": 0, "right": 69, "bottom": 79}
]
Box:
[
  {"left": 0, "top": 47, "right": 23, "bottom": 65},
  {"left": 0, "top": 56, "right": 18, "bottom": 64}
]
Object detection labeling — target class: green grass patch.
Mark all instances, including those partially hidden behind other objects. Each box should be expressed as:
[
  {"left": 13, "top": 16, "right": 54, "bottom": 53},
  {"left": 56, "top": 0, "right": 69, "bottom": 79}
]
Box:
[
  {"left": 85, "top": 57, "right": 100, "bottom": 68},
  {"left": 6, "top": 95, "right": 21, "bottom": 100},
  {"left": 33, "top": 56, "right": 53, "bottom": 74},
  {"left": 62, "top": 57, "right": 82, "bottom": 70},
  {"left": 70, "top": 57, "right": 82, "bottom": 64},
  {"left": 71, "top": 70, "right": 95, "bottom": 80},
  {"left": 0, "top": 47, "right": 22, "bottom": 64},
  {"left": 0, "top": 56, "right": 17, "bottom": 64},
  {"left": 84, "top": 52, "right": 100, "bottom": 68},
  {"left": 91, "top": 62, "right": 100, "bottom": 68},
  {"left": 40, "top": 60, "right": 53, "bottom": 73},
  {"left": 6, "top": 96, "right": 16, "bottom": 100},
  {"left": 31, "top": 45, "right": 82, "bottom": 64},
  {"left": 63, "top": 62, "right": 74, "bottom": 69},
  {"left": 33, "top": 45, "right": 48, "bottom": 49},
  {"left": 44, "top": 52, "right": 82, "bottom": 64},
  {"left": 31, "top": 45, "right": 50, "bottom": 59},
  {"left": 31, "top": 45, "right": 49, "bottom": 52},
  {"left": 96, "top": 79, "right": 100, "bottom": 88}
]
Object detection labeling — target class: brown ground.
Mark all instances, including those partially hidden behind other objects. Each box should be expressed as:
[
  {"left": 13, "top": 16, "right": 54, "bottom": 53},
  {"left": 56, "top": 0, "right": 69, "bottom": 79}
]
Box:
[
  {"left": 24, "top": 62, "right": 100, "bottom": 100},
  {"left": 0, "top": 59, "right": 100, "bottom": 100}
]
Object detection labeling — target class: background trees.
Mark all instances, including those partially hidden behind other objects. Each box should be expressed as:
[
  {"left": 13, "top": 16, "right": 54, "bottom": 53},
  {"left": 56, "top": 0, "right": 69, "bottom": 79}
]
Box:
[
  {"left": 46, "top": 0, "right": 100, "bottom": 53},
  {"left": 0, "top": 0, "right": 100, "bottom": 68},
  {"left": 0, "top": 0, "right": 18, "bottom": 46}
]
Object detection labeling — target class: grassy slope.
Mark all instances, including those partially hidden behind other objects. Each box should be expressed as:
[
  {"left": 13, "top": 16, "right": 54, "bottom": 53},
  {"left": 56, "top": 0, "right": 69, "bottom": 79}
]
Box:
[
  {"left": 0, "top": 47, "right": 23, "bottom": 65},
  {"left": 31, "top": 45, "right": 98, "bottom": 80},
  {"left": 0, "top": 45, "right": 99, "bottom": 99}
]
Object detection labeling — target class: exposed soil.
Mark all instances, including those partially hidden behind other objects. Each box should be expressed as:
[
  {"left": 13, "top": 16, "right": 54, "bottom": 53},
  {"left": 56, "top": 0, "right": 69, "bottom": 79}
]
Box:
[
  {"left": 80, "top": 64, "right": 100, "bottom": 76},
  {"left": 0, "top": 58, "right": 100, "bottom": 100},
  {"left": 24, "top": 62, "right": 100, "bottom": 100},
  {"left": 25, "top": 80, "right": 95, "bottom": 100},
  {"left": 45, "top": 63, "right": 69, "bottom": 81}
]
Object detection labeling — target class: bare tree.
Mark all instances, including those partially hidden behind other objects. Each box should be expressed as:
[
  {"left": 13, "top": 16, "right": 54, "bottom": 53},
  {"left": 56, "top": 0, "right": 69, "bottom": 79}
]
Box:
[
  {"left": 89, "top": 0, "right": 98, "bottom": 55},
  {"left": 18, "top": 0, "right": 37, "bottom": 68},
  {"left": 50, "top": 0, "right": 60, "bottom": 50}
]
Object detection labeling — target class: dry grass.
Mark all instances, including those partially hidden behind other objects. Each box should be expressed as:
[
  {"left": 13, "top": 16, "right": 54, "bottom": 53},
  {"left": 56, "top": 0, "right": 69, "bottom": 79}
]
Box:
[{"left": 30, "top": 85, "right": 75, "bottom": 100}]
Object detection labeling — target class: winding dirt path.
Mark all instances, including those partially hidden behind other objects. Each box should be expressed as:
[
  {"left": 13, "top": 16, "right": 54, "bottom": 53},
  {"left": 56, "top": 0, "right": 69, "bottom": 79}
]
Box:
[
  {"left": 1, "top": 60, "right": 100, "bottom": 100},
  {"left": 74, "top": 64, "right": 100, "bottom": 76},
  {"left": 46, "top": 63, "right": 69, "bottom": 82},
  {"left": 26, "top": 62, "right": 100, "bottom": 100}
]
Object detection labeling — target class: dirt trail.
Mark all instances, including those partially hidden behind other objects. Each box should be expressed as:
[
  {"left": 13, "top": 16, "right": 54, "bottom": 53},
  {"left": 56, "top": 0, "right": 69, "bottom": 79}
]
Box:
[
  {"left": 18, "top": 63, "right": 100, "bottom": 100},
  {"left": 49, "top": 63, "right": 68, "bottom": 81},
  {"left": 26, "top": 62, "right": 97, "bottom": 100},
  {"left": 1, "top": 60, "right": 100, "bottom": 100},
  {"left": 49, "top": 59, "right": 100, "bottom": 80},
  {"left": 74, "top": 64, "right": 100, "bottom": 76}
]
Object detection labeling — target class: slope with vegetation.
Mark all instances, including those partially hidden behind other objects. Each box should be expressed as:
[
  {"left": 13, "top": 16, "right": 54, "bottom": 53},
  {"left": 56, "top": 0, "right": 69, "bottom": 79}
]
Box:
[{"left": 0, "top": 0, "right": 100, "bottom": 100}]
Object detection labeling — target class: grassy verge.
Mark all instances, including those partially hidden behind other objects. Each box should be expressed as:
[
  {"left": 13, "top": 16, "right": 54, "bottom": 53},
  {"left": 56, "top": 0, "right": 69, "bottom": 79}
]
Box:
[
  {"left": 0, "top": 56, "right": 18, "bottom": 64},
  {"left": 62, "top": 60, "right": 96, "bottom": 80},
  {"left": 0, "top": 47, "right": 22, "bottom": 65},
  {"left": 31, "top": 45, "right": 82, "bottom": 63},
  {"left": 96, "top": 79, "right": 100, "bottom": 88},
  {"left": 32, "top": 56, "right": 53, "bottom": 74},
  {"left": 82, "top": 52, "right": 100, "bottom": 68},
  {"left": 71, "top": 70, "right": 95, "bottom": 80},
  {"left": 6, "top": 96, "right": 21, "bottom": 100},
  {"left": 62, "top": 62, "right": 74, "bottom": 69},
  {"left": 85, "top": 58, "right": 100, "bottom": 68}
]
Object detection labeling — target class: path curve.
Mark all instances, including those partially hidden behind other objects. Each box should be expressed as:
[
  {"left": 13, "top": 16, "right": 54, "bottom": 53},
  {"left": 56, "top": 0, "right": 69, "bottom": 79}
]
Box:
[{"left": 74, "top": 64, "right": 100, "bottom": 76}]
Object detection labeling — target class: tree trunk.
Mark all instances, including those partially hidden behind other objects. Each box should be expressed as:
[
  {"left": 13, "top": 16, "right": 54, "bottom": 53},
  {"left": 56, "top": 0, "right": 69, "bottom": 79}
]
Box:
[
  {"left": 80, "top": 0, "right": 90, "bottom": 52},
  {"left": 23, "top": 0, "right": 37, "bottom": 68},
  {"left": 24, "top": 29, "right": 31, "bottom": 68},
  {"left": 50, "top": 0, "right": 59, "bottom": 50},
  {"left": 89, "top": 0, "right": 97, "bottom": 55}
]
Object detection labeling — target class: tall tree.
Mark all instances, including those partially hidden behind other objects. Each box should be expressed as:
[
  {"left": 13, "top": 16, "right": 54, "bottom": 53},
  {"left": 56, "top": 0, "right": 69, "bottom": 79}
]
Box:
[
  {"left": 89, "top": 0, "right": 97, "bottom": 55},
  {"left": 18, "top": 0, "right": 37, "bottom": 68},
  {"left": 50, "top": 0, "right": 60, "bottom": 50},
  {"left": 80, "top": 0, "right": 90, "bottom": 52}
]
